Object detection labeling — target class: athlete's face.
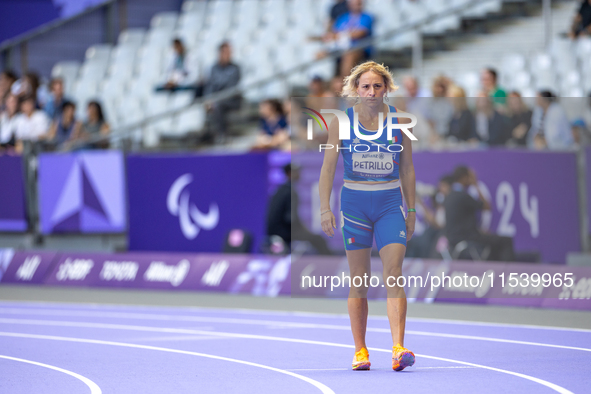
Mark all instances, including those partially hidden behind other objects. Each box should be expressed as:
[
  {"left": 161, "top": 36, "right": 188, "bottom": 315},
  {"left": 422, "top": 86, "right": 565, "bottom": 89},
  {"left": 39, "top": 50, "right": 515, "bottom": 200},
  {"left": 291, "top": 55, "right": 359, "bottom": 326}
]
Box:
[{"left": 356, "top": 71, "right": 387, "bottom": 105}]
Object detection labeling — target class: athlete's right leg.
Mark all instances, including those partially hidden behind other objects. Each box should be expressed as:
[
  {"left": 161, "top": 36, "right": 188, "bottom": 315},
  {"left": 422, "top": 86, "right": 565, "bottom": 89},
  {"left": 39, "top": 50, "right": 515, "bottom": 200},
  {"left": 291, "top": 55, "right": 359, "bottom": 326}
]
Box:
[{"left": 346, "top": 247, "right": 371, "bottom": 352}]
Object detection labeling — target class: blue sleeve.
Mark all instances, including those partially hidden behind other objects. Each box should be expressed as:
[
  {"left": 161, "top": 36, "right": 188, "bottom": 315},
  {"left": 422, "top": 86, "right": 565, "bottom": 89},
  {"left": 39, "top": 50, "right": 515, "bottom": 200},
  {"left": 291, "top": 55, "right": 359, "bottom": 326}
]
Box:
[
  {"left": 360, "top": 14, "right": 373, "bottom": 34},
  {"left": 334, "top": 14, "right": 348, "bottom": 32}
]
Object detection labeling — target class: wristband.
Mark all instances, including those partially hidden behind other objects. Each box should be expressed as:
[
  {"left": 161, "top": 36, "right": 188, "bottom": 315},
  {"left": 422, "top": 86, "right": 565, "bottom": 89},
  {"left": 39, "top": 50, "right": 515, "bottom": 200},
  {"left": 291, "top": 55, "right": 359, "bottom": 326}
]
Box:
[
  {"left": 321, "top": 209, "right": 332, "bottom": 215},
  {"left": 407, "top": 208, "right": 416, "bottom": 213}
]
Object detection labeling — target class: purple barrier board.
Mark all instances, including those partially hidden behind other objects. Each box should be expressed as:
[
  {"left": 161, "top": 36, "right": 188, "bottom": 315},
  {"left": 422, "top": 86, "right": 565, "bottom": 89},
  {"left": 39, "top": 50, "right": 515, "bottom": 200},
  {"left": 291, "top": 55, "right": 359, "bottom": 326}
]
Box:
[
  {"left": 38, "top": 151, "right": 126, "bottom": 234},
  {"left": 40, "top": 252, "right": 290, "bottom": 296},
  {"left": 0, "top": 251, "right": 58, "bottom": 284},
  {"left": 127, "top": 154, "right": 269, "bottom": 253},
  {"left": 0, "top": 155, "right": 27, "bottom": 232},
  {"left": 288, "top": 255, "right": 591, "bottom": 310},
  {"left": 293, "top": 150, "right": 581, "bottom": 264}
]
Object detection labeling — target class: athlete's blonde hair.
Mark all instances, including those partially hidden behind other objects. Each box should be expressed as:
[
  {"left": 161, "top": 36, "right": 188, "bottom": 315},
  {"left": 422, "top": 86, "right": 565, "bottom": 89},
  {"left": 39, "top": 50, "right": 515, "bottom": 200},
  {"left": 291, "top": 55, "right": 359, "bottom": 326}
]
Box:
[{"left": 341, "top": 61, "right": 398, "bottom": 97}]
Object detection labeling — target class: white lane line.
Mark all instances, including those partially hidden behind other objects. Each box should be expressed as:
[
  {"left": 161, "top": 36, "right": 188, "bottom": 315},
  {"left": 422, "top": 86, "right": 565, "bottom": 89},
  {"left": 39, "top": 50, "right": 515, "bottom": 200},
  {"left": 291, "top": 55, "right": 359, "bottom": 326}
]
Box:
[
  {"left": 0, "top": 320, "right": 575, "bottom": 394},
  {"left": 0, "top": 332, "right": 334, "bottom": 394},
  {"left": 0, "top": 354, "right": 102, "bottom": 394},
  {"left": 416, "top": 366, "right": 478, "bottom": 369},
  {"left": 2, "top": 305, "right": 590, "bottom": 333},
  {"left": 0, "top": 316, "right": 589, "bottom": 355}
]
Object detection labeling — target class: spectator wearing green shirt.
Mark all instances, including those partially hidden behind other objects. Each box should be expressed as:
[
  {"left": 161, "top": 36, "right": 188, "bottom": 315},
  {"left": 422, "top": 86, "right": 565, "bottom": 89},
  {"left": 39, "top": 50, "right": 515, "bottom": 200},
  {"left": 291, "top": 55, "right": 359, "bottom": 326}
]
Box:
[{"left": 481, "top": 68, "right": 506, "bottom": 105}]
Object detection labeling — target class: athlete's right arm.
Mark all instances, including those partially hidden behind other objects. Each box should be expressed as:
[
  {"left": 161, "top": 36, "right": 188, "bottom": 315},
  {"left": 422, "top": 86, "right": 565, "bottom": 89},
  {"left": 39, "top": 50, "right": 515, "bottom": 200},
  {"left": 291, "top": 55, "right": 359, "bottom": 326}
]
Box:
[{"left": 319, "top": 117, "right": 340, "bottom": 238}]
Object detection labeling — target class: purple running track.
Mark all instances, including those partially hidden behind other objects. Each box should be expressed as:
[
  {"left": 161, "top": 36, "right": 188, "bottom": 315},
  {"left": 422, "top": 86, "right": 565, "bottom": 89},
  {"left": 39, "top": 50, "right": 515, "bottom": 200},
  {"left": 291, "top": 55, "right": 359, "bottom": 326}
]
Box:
[{"left": 0, "top": 302, "right": 589, "bottom": 394}]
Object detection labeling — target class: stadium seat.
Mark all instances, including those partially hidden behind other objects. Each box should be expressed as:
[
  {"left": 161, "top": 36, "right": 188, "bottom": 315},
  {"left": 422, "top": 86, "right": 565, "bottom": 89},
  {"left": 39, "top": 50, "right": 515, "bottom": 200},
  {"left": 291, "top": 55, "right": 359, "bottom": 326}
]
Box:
[
  {"left": 174, "top": 104, "right": 206, "bottom": 135},
  {"left": 118, "top": 28, "right": 146, "bottom": 47},
  {"left": 51, "top": 61, "right": 80, "bottom": 96},
  {"left": 150, "top": 12, "right": 178, "bottom": 32}
]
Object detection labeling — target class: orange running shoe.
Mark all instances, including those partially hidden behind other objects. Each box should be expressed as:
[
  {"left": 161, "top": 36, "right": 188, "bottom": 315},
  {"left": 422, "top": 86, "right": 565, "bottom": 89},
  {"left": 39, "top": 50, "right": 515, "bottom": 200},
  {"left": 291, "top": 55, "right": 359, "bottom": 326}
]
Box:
[
  {"left": 392, "top": 344, "right": 415, "bottom": 371},
  {"left": 352, "top": 347, "right": 371, "bottom": 370}
]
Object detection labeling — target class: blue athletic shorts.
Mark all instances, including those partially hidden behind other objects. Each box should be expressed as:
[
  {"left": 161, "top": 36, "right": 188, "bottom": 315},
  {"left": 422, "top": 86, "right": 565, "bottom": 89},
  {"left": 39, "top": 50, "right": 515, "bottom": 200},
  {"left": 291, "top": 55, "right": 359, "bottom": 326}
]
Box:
[{"left": 340, "top": 184, "right": 407, "bottom": 251}]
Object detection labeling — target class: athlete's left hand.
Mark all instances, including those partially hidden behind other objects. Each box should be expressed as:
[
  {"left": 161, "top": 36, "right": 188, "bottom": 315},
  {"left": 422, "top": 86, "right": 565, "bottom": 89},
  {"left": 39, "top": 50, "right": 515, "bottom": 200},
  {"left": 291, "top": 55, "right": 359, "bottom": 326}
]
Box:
[{"left": 405, "top": 212, "right": 415, "bottom": 242}]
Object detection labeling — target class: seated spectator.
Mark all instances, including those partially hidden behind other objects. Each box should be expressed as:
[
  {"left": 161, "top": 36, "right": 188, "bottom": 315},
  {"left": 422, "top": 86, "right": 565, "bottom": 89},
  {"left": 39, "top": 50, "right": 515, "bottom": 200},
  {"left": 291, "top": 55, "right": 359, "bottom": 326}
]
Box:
[
  {"left": 392, "top": 96, "right": 435, "bottom": 150},
  {"left": 323, "top": 0, "right": 373, "bottom": 76},
  {"left": 327, "top": 0, "right": 349, "bottom": 33},
  {"left": 0, "top": 94, "right": 19, "bottom": 150},
  {"left": 480, "top": 68, "right": 506, "bottom": 106},
  {"left": 202, "top": 42, "right": 241, "bottom": 144},
  {"left": 0, "top": 70, "right": 18, "bottom": 112},
  {"left": 529, "top": 91, "right": 574, "bottom": 150},
  {"left": 44, "top": 78, "right": 69, "bottom": 120},
  {"left": 14, "top": 95, "right": 50, "bottom": 151},
  {"left": 444, "top": 165, "right": 515, "bottom": 261},
  {"left": 252, "top": 99, "right": 289, "bottom": 151},
  {"left": 427, "top": 75, "right": 454, "bottom": 140},
  {"left": 160, "top": 38, "right": 195, "bottom": 91},
  {"left": 11, "top": 72, "right": 40, "bottom": 105},
  {"left": 79, "top": 101, "right": 110, "bottom": 149},
  {"left": 447, "top": 85, "right": 477, "bottom": 142},
  {"left": 506, "top": 91, "right": 533, "bottom": 146},
  {"left": 47, "top": 101, "right": 80, "bottom": 149},
  {"left": 474, "top": 93, "right": 510, "bottom": 146},
  {"left": 570, "top": 0, "right": 591, "bottom": 38},
  {"left": 403, "top": 75, "right": 431, "bottom": 120},
  {"left": 306, "top": 76, "right": 331, "bottom": 110}
]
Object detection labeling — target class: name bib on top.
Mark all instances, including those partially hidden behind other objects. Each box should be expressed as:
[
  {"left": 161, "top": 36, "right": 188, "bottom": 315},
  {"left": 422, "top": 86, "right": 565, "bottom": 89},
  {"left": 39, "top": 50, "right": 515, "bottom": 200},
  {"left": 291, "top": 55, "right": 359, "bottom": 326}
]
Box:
[{"left": 352, "top": 152, "right": 394, "bottom": 177}]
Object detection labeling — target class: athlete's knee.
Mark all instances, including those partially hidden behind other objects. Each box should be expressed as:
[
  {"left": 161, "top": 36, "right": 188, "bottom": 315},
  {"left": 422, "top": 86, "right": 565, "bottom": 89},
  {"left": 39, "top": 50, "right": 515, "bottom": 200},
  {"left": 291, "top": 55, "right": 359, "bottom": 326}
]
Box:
[{"left": 349, "top": 285, "right": 369, "bottom": 298}]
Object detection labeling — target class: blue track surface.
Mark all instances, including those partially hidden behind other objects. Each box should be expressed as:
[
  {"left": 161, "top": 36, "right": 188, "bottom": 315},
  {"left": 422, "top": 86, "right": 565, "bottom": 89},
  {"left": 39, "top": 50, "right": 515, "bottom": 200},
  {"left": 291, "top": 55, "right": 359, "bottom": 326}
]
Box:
[{"left": 0, "top": 301, "right": 589, "bottom": 393}]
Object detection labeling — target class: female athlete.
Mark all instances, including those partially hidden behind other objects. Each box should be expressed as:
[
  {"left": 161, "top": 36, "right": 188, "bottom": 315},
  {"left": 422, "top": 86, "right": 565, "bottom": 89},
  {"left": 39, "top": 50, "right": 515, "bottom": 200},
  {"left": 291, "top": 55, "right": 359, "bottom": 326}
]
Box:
[{"left": 319, "top": 61, "right": 416, "bottom": 371}]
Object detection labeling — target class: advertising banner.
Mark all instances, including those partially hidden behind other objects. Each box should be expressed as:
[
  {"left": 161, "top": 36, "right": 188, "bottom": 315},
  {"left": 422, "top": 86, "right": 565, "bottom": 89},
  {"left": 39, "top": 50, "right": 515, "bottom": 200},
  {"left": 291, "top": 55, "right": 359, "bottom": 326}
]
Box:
[
  {"left": 587, "top": 146, "right": 591, "bottom": 237},
  {"left": 0, "top": 251, "right": 58, "bottom": 284},
  {"left": 40, "top": 251, "right": 290, "bottom": 296},
  {"left": 293, "top": 150, "right": 580, "bottom": 264},
  {"left": 38, "top": 151, "right": 126, "bottom": 234},
  {"left": 289, "top": 255, "right": 591, "bottom": 310},
  {"left": 0, "top": 155, "right": 27, "bottom": 232},
  {"left": 127, "top": 154, "right": 269, "bottom": 253}
]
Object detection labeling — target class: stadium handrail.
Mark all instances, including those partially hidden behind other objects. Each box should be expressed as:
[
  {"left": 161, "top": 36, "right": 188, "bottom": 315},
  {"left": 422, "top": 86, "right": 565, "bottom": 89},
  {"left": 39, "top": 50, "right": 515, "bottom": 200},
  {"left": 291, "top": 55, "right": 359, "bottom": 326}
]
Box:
[{"left": 68, "top": 0, "right": 503, "bottom": 150}]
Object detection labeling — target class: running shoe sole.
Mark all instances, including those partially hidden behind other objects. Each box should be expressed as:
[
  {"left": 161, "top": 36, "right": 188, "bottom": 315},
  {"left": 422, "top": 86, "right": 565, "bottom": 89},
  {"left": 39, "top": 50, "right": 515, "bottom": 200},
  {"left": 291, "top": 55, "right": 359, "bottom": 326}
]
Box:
[
  {"left": 352, "top": 362, "right": 371, "bottom": 371},
  {"left": 392, "top": 352, "right": 415, "bottom": 371}
]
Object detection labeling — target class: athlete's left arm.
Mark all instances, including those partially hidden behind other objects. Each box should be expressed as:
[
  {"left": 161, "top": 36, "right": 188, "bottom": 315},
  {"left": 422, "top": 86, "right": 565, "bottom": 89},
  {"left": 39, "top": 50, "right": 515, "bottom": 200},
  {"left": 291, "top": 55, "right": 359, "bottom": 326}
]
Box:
[{"left": 399, "top": 117, "right": 416, "bottom": 242}]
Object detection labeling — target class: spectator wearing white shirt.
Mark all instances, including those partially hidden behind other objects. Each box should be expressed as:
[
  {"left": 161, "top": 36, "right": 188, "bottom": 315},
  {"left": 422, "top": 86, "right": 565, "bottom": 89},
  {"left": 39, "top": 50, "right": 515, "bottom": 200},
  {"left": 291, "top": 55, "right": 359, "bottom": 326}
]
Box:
[
  {"left": 0, "top": 94, "right": 19, "bottom": 149},
  {"left": 14, "top": 95, "right": 50, "bottom": 152},
  {"left": 528, "top": 91, "right": 574, "bottom": 150}
]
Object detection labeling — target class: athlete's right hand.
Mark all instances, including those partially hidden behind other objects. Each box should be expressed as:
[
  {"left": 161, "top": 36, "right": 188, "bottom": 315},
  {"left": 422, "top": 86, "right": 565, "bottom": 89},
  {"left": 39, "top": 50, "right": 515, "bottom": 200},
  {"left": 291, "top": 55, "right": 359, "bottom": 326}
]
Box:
[{"left": 321, "top": 211, "right": 336, "bottom": 238}]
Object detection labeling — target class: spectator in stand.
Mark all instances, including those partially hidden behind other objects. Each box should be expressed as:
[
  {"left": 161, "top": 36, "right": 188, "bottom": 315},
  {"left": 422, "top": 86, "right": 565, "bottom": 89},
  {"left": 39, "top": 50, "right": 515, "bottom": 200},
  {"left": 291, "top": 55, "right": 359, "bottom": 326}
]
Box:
[
  {"left": 529, "top": 91, "right": 574, "bottom": 150},
  {"left": 252, "top": 99, "right": 289, "bottom": 151},
  {"left": 324, "top": 0, "right": 373, "bottom": 76},
  {"left": 202, "top": 42, "right": 241, "bottom": 144},
  {"left": 306, "top": 76, "right": 331, "bottom": 110},
  {"left": 14, "top": 95, "right": 50, "bottom": 152},
  {"left": 12, "top": 72, "right": 40, "bottom": 105},
  {"left": 444, "top": 165, "right": 515, "bottom": 262},
  {"left": 47, "top": 101, "right": 80, "bottom": 149},
  {"left": 569, "top": 0, "right": 591, "bottom": 38},
  {"left": 506, "top": 91, "right": 533, "bottom": 147},
  {"left": 474, "top": 93, "right": 510, "bottom": 146},
  {"left": 0, "top": 70, "right": 18, "bottom": 112},
  {"left": 447, "top": 85, "right": 477, "bottom": 142},
  {"left": 44, "top": 78, "right": 69, "bottom": 120},
  {"left": 80, "top": 101, "right": 110, "bottom": 149},
  {"left": 480, "top": 68, "right": 506, "bottom": 106},
  {"left": 392, "top": 96, "right": 435, "bottom": 150},
  {"left": 327, "top": 0, "right": 350, "bottom": 33},
  {"left": 402, "top": 75, "right": 431, "bottom": 120},
  {"left": 427, "top": 75, "right": 454, "bottom": 141},
  {"left": 160, "top": 38, "right": 196, "bottom": 91},
  {"left": 0, "top": 94, "right": 19, "bottom": 150}
]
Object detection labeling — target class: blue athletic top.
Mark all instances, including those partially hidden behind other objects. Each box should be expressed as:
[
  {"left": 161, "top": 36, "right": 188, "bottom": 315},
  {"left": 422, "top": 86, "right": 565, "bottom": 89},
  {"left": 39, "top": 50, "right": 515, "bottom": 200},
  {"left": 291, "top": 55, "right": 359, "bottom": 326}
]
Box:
[{"left": 341, "top": 105, "right": 402, "bottom": 182}]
